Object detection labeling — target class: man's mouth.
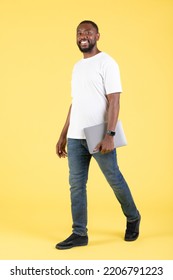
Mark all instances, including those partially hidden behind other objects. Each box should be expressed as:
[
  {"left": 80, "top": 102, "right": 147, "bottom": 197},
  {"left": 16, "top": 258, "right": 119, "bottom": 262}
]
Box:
[{"left": 80, "top": 40, "right": 89, "bottom": 46}]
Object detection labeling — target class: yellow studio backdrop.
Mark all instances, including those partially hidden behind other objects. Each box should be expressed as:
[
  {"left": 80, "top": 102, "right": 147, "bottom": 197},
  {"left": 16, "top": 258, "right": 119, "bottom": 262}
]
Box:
[{"left": 0, "top": 0, "right": 173, "bottom": 260}]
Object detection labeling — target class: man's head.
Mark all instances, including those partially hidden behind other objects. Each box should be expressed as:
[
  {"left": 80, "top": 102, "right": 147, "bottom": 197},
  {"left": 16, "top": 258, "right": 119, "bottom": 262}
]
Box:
[{"left": 76, "top": 20, "right": 100, "bottom": 53}]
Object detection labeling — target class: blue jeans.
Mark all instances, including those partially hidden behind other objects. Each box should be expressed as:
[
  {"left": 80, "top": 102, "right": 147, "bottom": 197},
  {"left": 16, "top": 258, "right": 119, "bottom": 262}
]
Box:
[{"left": 67, "top": 138, "right": 139, "bottom": 236}]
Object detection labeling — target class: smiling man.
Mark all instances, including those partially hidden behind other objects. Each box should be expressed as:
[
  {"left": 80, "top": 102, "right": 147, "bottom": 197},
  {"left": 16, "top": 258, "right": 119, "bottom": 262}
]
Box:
[
  {"left": 55, "top": 20, "right": 141, "bottom": 250},
  {"left": 77, "top": 22, "right": 100, "bottom": 54}
]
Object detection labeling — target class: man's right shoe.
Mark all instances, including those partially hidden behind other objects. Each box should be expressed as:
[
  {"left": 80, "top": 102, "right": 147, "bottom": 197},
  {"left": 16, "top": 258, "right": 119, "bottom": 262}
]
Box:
[
  {"left": 55, "top": 233, "right": 88, "bottom": 250},
  {"left": 124, "top": 214, "right": 141, "bottom": 241}
]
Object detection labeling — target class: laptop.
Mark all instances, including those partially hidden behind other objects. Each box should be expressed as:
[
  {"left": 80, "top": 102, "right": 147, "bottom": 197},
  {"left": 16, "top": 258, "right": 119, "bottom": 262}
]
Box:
[{"left": 84, "top": 120, "right": 127, "bottom": 154}]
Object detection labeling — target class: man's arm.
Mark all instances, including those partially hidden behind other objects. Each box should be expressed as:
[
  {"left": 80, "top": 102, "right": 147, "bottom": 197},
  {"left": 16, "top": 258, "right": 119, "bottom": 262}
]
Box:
[
  {"left": 56, "top": 105, "right": 72, "bottom": 158},
  {"left": 94, "top": 93, "right": 120, "bottom": 154}
]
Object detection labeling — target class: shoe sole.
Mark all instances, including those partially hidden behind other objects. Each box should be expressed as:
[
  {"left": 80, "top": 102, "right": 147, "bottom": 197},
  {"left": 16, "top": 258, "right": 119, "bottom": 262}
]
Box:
[
  {"left": 56, "top": 242, "right": 88, "bottom": 250},
  {"left": 124, "top": 215, "right": 141, "bottom": 241},
  {"left": 124, "top": 233, "right": 139, "bottom": 241}
]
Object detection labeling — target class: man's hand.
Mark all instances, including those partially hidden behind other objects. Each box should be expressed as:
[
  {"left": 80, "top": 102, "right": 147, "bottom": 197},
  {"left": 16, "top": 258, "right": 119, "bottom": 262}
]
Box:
[
  {"left": 93, "top": 135, "right": 114, "bottom": 154},
  {"left": 56, "top": 136, "right": 67, "bottom": 158}
]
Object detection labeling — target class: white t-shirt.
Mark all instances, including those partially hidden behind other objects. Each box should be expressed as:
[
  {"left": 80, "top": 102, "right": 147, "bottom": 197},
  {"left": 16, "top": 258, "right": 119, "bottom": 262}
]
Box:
[{"left": 67, "top": 52, "right": 122, "bottom": 139}]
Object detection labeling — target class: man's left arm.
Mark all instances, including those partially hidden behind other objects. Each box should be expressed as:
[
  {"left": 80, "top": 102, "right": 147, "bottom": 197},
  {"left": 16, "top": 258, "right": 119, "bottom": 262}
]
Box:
[{"left": 94, "top": 93, "right": 120, "bottom": 154}]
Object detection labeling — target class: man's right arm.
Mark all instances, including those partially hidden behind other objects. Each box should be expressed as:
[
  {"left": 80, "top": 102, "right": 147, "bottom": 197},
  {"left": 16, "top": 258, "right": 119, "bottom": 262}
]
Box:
[{"left": 56, "top": 104, "right": 72, "bottom": 158}]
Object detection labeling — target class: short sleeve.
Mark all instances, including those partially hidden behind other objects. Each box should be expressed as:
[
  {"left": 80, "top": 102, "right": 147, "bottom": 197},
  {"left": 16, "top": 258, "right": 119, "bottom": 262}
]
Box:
[{"left": 103, "top": 59, "right": 122, "bottom": 94}]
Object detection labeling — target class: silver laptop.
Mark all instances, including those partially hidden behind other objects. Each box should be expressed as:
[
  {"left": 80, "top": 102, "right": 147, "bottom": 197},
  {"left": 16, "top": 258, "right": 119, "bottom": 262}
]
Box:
[{"left": 84, "top": 120, "right": 127, "bottom": 154}]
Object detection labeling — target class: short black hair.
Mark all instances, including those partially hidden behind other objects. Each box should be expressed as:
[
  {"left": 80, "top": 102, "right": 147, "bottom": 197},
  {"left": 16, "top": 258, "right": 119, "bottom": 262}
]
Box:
[{"left": 78, "top": 20, "right": 99, "bottom": 33}]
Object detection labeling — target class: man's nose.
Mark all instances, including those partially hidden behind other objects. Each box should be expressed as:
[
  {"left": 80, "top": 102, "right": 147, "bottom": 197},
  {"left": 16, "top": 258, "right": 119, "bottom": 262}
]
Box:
[{"left": 79, "top": 33, "right": 88, "bottom": 40}]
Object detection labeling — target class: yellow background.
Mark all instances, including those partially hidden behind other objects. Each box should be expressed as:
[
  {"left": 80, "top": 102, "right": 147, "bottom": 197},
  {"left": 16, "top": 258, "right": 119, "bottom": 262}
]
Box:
[{"left": 0, "top": 0, "right": 173, "bottom": 260}]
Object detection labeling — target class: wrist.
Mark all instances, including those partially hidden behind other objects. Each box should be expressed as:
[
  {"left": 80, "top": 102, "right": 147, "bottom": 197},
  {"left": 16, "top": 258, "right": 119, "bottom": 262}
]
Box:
[
  {"left": 106, "top": 130, "right": 116, "bottom": 136},
  {"left": 104, "top": 134, "right": 114, "bottom": 141}
]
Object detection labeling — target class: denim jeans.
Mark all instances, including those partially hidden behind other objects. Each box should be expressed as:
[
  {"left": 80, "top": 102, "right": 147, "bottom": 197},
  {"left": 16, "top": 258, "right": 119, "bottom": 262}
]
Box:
[{"left": 67, "top": 138, "right": 139, "bottom": 236}]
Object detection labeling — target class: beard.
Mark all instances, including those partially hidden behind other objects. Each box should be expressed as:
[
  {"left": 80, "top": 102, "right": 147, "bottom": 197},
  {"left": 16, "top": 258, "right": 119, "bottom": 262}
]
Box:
[{"left": 77, "top": 40, "right": 96, "bottom": 53}]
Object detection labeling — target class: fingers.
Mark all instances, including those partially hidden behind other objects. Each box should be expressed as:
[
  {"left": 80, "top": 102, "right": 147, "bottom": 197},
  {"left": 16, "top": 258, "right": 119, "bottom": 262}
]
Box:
[
  {"left": 93, "top": 143, "right": 101, "bottom": 153},
  {"left": 57, "top": 150, "right": 67, "bottom": 158},
  {"left": 101, "top": 149, "right": 109, "bottom": 154},
  {"left": 93, "top": 142, "right": 113, "bottom": 154},
  {"left": 58, "top": 148, "right": 67, "bottom": 158},
  {"left": 56, "top": 143, "right": 67, "bottom": 158},
  {"left": 100, "top": 145, "right": 113, "bottom": 154},
  {"left": 93, "top": 142, "right": 109, "bottom": 154},
  {"left": 93, "top": 142, "right": 110, "bottom": 154},
  {"left": 60, "top": 150, "right": 67, "bottom": 158}
]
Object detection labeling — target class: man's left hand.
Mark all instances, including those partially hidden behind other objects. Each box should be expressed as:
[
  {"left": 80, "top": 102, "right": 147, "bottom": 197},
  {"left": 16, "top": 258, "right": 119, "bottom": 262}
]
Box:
[{"left": 93, "top": 135, "right": 115, "bottom": 154}]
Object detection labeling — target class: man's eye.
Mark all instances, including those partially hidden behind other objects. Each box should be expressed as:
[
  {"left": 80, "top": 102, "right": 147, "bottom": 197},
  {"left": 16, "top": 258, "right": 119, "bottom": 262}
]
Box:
[{"left": 77, "top": 31, "right": 93, "bottom": 36}]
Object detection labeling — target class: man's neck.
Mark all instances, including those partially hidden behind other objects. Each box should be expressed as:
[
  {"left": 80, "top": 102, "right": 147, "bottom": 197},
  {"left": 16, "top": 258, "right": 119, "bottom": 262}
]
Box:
[{"left": 83, "top": 48, "right": 101, "bottom": 59}]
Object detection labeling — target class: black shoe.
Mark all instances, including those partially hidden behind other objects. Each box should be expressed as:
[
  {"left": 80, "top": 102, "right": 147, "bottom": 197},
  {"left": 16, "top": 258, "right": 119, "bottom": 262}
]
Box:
[
  {"left": 55, "top": 233, "right": 88, "bottom": 250},
  {"left": 124, "top": 214, "right": 141, "bottom": 241}
]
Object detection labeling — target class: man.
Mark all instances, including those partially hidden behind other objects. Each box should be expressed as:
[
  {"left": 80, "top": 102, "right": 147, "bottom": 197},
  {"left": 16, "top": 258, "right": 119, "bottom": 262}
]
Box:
[{"left": 55, "top": 20, "right": 140, "bottom": 250}]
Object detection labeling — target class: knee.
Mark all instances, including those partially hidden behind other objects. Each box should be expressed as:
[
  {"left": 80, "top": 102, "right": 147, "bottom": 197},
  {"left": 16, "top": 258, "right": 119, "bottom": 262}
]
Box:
[
  {"left": 107, "top": 169, "right": 125, "bottom": 188},
  {"left": 69, "top": 172, "right": 88, "bottom": 189}
]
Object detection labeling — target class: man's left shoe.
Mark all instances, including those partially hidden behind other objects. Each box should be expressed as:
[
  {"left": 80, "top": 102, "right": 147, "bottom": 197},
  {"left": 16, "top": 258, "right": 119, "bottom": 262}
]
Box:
[
  {"left": 55, "top": 233, "right": 88, "bottom": 250},
  {"left": 124, "top": 214, "right": 141, "bottom": 241}
]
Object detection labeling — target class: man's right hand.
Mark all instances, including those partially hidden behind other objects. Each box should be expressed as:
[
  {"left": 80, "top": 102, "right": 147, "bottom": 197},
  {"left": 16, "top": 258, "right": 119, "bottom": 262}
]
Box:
[{"left": 56, "top": 137, "right": 67, "bottom": 158}]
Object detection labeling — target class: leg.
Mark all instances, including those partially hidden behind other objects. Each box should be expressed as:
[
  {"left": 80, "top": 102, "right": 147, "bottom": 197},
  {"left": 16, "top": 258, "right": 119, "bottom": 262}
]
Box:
[
  {"left": 67, "top": 138, "right": 92, "bottom": 236},
  {"left": 93, "top": 149, "right": 140, "bottom": 222}
]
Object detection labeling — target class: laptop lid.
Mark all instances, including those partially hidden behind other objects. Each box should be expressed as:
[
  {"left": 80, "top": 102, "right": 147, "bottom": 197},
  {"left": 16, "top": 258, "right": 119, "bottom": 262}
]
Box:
[{"left": 84, "top": 120, "right": 127, "bottom": 154}]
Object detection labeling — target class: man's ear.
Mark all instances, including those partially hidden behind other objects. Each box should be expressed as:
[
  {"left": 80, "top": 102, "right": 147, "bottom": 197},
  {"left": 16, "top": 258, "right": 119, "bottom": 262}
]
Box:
[{"left": 96, "top": 33, "right": 100, "bottom": 41}]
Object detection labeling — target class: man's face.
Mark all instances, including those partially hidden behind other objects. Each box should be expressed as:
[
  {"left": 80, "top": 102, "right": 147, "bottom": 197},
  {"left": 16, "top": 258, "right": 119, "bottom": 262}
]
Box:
[{"left": 76, "top": 23, "right": 100, "bottom": 53}]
